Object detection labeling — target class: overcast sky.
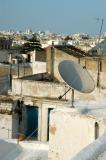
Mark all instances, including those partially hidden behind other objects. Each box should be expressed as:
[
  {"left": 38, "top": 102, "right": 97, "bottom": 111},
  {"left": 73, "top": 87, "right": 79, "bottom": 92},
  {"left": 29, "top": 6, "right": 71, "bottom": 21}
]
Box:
[{"left": 0, "top": 0, "right": 106, "bottom": 35}]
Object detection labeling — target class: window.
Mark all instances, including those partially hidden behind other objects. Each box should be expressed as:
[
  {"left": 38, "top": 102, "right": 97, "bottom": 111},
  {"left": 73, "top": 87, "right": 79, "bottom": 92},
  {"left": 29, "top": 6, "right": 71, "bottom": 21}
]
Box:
[{"left": 95, "top": 122, "right": 99, "bottom": 139}]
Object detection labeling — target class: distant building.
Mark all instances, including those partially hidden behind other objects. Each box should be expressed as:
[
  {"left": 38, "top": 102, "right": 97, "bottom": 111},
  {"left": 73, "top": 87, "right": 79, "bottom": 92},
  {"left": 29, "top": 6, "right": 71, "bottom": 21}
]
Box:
[
  {"left": 0, "top": 39, "right": 12, "bottom": 50},
  {"left": 88, "top": 39, "right": 106, "bottom": 56}
]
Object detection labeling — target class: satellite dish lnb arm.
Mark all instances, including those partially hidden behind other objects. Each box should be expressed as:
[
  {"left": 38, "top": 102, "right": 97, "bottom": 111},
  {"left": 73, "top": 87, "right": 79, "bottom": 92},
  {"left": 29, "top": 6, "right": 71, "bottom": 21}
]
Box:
[{"left": 58, "top": 87, "right": 71, "bottom": 99}]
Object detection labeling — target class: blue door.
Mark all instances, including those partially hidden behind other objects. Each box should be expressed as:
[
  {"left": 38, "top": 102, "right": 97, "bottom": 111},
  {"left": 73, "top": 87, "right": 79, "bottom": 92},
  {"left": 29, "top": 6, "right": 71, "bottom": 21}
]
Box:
[{"left": 26, "top": 106, "right": 38, "bottom": 138}]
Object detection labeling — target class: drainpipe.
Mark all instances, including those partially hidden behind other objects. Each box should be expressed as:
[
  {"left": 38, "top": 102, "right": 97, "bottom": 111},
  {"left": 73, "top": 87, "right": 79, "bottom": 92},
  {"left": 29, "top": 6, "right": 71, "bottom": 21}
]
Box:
[
  {"left": 18, "top": 59, "right": 19, "bottom": 78},
  {"left": 9, "top": 53, "right": 12, "bottom": 90}
]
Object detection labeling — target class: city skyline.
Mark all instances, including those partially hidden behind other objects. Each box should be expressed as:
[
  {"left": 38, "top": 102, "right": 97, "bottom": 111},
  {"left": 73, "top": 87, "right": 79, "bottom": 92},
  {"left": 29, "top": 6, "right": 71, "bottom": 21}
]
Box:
[{"left": 0, "top": 0, "right": 106, "bottom": 35}]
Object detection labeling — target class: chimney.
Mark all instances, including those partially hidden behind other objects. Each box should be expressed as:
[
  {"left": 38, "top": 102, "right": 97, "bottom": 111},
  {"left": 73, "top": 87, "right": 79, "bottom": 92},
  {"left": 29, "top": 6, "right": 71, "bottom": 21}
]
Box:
[
  {"left": 32, "top": 49, "right": 36, "bottom": 74},
  {"left": 46, "top": 42, "right": 55, "bottom": 80}
]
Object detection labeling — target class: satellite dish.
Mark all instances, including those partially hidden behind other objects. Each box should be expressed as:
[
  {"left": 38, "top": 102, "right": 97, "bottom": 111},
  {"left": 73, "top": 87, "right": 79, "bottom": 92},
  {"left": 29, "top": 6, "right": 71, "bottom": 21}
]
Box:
[{"left": 58, "top": 60, "right": 95, "bottom": 93}]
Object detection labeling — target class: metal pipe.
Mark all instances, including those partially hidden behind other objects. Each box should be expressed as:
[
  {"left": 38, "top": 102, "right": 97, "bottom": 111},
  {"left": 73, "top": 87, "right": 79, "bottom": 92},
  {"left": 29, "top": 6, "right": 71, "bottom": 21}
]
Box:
[{"left": 97, "top": 18, "right": 104, "bottom": 87}]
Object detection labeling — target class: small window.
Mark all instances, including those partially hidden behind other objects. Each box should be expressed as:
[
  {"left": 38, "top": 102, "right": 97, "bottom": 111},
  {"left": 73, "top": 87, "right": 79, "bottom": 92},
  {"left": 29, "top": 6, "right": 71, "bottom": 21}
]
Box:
[{"left": 95, "top": 122, "right": 99, "bottom": 139}]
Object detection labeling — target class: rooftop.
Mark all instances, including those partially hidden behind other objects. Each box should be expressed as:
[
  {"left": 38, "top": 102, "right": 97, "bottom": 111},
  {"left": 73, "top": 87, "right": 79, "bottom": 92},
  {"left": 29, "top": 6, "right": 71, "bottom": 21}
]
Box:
[
  {"left": 54, "top": 99, "right": 106, "bottom": 119},
  {"left": 55, "top": 45, "right": 91, "bottom": 58}
]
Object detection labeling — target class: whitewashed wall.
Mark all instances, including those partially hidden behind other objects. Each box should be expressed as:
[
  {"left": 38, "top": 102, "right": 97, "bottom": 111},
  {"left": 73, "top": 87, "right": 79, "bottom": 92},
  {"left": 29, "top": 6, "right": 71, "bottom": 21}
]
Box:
[
  {"left": 21, "top": 98, "right": 67, "bottom": 142},
  {"left": 0, "top": 114, "right": 19, "bottom": 139},
  {"left": 12, "top": 79, "right": 68, "bottom": 99},
  {"left": 48, "top": 108, "right": 106, "bottom": 160},
  {"left": 32, "top": 62, "right": 46, "bottom": 74},
  {"left": 12, "top": 78, "right": 106, "bottom": 102}
]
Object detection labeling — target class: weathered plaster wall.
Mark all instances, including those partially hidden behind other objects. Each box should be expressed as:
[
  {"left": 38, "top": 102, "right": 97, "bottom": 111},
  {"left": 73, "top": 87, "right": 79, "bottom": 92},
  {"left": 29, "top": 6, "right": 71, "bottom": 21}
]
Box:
[
  {"left": 0, "top": 113, "right": 19, "bottom": 139},
  {"left": 54, "top": 49, "right": 78, "bottom": 80},
  {"left": 49, "top": 108, "right": 106, "bottom": 160},
  {"left": 32, "top": 62, "right": 46, "bottom": 74},
  {"left": 12, "top": 77, "right": 106, "bottom": 102},
  {"left": 12, "top": 79, "right": 68, "bottom": 99},
  {"left": 38, "top": 102, "right": 57, "bottom": 142},
  {"left": 0, "top": 63, "right": 32, "bottom": 77},
  {"left": 47, "top": 47, "right": 78, "bottom": 81},
  {"left": 20, "top": 98, "right": 67, "bottom": 142},
  {"left": 51, "top": 48, "right": 106, "bottom": 89},
  {"left": 46, "top": 47, "right": 106, "bottom": 86}
]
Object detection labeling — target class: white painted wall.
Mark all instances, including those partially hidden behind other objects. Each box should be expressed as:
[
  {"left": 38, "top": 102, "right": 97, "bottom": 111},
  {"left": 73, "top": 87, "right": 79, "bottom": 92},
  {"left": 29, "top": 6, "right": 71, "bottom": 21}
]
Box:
[
  {"left": 32, "top": 62, "right": 46, "bottom": 74},
  {"left": 48, "top": 108, "right": 106, "bottom": 160},
  {"left": 12, "top": 79, "right": 68, "bottom": 99},
  {"left": 39, "top": 103, "right": 57, "bottom": 142},
  {"left": 0, "top": 114, "right": 19, "bottom": 139},
  {"left": 12, "top": 78, "right": 106, "bottom": 102},
  {"left": 21, "top": 98, "right": 67, "bottom": 142}
]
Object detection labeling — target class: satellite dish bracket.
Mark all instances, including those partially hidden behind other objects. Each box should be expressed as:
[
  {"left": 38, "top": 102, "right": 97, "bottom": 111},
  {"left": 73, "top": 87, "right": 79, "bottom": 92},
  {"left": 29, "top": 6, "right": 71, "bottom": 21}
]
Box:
[{"left": 58, "top": 87, "right": 71, "bottom": 100}]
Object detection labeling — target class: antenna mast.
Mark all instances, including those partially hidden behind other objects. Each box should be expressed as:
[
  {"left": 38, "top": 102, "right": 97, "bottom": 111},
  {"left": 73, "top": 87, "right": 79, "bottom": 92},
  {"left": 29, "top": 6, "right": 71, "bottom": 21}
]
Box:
[{"left": 96, "top": 18, "right": 105, "bottom": 87}]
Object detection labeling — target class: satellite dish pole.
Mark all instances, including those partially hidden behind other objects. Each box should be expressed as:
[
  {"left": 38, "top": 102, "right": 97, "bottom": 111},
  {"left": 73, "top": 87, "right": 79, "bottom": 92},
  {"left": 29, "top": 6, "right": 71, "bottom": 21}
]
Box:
[
  {"left": 58, "top": 86, "right": 75, "bottom": 107},
  {"left": 71, "top": 89, "right": 74, "bottom": 107}
]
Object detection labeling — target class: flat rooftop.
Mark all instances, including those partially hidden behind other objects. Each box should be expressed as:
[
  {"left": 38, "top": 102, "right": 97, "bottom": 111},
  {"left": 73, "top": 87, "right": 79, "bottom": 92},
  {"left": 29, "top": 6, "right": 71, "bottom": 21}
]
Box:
[{"left": 54, "top": 99, "right": 106, "bottom": 118}]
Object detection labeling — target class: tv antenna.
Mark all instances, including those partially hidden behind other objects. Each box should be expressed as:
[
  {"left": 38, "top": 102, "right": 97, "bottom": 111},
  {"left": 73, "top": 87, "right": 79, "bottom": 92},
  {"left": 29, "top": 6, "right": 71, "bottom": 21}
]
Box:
[
  {"left": 96, "top": 18, "right": 105, "bottom": 87},
  {"left": 58, "top": 60, "right": 95, "bottom": 107}
]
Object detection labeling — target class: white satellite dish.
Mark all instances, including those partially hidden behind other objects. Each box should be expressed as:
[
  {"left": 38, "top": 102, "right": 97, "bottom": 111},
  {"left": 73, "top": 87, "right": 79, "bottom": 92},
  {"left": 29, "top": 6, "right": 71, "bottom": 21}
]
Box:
[
  {"left": 58, "top": 60, "right": 95, "bottom": 106},
  {"left": 59, "top": 60, "right": 95, "bottom": 93}
]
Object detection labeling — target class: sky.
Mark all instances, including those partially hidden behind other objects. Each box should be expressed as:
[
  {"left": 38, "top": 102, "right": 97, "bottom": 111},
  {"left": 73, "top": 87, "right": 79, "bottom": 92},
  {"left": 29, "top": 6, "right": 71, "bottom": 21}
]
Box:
[{"left": 0, "top": 0, "right": 106, "bottom": 35}]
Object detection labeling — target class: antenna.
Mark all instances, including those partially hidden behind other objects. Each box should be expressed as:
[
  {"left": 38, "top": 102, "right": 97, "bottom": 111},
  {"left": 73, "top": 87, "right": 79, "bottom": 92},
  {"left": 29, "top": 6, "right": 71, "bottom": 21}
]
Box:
[
  {"left": 96, "top": 18, "right": 105, "bottom": 87},
  {"left": 96, "top": 18, "right": 105, "bottom": 43},
  {"left": 58, "top": 60, "right": 95, "bottom": 107}
]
